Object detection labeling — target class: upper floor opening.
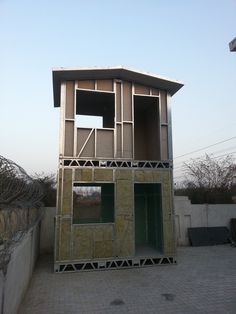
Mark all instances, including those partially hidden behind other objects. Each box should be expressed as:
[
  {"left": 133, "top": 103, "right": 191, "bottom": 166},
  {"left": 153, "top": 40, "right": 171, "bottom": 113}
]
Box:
[
  {"left": 53, "top": 68, "right": 184, "bottom": 162},
  {"left": 76, "top": 89, "right": 115, "bottom": 129}
]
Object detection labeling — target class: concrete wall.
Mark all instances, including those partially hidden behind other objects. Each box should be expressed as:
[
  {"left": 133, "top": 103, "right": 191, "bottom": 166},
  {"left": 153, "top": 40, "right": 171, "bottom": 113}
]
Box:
[
  {"left": 0, "top": 223, "right": 39, "bottom": 314},
  {"left": 40, "top": 207, "right": 56, "bottom": 254},
  {"left": 175, "top": 196, "right": 236, "bottom": 246},
  {"left": 40, "top": 199, "right": 236, "bottom": 253}
]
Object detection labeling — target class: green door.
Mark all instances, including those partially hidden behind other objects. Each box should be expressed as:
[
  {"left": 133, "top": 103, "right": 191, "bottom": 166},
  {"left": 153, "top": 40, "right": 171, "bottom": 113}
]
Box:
[{"left": 135, "top": 195, "right": 147, "bottom": 245}]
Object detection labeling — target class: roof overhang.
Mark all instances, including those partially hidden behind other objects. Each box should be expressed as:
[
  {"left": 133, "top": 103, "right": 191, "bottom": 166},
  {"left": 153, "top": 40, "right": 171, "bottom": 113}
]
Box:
[
  {"left": 52, "top": 66, "right": 184, "bottom": 107},
  {"left": 229, "top": 37, "right": 236, "bottom": 52}
]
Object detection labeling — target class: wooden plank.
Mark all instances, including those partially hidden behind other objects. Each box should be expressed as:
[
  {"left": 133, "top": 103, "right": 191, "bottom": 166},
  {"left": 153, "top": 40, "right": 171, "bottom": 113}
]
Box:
[
  {"left": 97, "top": 79, "right": 113, "bottom": 91},
  {"left": 160, "top": 90, "right": 167, "bottom": 123},
  {"left": 123, "top": 123, "right": 133, "bottom": 158},
  {"left": 80, "top": 130, "right": 95, "bottom": 157},
  {"left": 135, "top": 84, "right": 150, "bottom": 95},
  {"left": 96, "top": 129, "right": 114, "bottom": 158},
  {"left": 78, "top": 80, "right": 95, "bottom": 90},
  {"left": 161, "top": 125, "right": 168, "bottom": 160},
  {"left": 116, "top": 124, "right": 122, "bottom": 158},
  {"left": 64, "top": 121, "right": 74, "bottom": 156},
  {"left": 123, "top": 81, "right": 132, "bottom": 121},
  {"left": 151, "top": 88, "right": 159, "bottom": 96},
  {"left": 77, "top": 128, "right": 91, "bottom": 156},
  {"left": 65, "top": 81, "right": 74, "bottom": 119},
  {"left": 116, "top": 82, "right": 121, "bottom": 122}
]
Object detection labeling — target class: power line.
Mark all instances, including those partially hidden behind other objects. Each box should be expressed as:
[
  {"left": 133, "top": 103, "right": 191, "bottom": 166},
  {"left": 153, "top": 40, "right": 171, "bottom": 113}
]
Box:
[
  {"left": 207, "top": 145, "right": 236, "bottom": 156},
  {"left": 207, "top": 150, "right": 236, "bottom": 160},
  {"left": 174, "top": 145, "right": 236, "bottom": 166},
  {"left": 174, "top": 150, "right": 236, "bottom": 171},
  {"left": 174, "top": 136, "right": 236, "bottom": 159}
]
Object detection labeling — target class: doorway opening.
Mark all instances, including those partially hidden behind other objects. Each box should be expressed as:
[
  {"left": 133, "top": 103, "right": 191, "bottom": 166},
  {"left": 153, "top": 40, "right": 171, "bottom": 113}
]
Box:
[
  {"left": 134, "top": 183, "right": 163, "bottom": 256},
  {"left": 134, "top": 95, "right": 160, "bottom": 160}
]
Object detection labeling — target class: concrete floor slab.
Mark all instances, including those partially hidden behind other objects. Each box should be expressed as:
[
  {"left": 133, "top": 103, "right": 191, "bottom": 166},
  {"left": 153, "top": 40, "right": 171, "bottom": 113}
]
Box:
[{"left": 19, "top": 245, "right": 236, "bottom": 314}]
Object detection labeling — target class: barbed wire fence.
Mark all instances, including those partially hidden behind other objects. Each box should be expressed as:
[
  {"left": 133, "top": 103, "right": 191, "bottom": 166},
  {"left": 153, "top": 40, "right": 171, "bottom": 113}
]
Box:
[{"left": 0, "top": 155, "right": 45, "bottom": 273}]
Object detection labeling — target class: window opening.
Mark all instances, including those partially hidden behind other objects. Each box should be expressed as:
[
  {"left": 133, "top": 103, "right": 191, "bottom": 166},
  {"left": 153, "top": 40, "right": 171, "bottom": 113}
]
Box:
[
  {"left": 73, "top": 183, "right": 114, "bottom": 224},
  {"left": 76, "top": 90, "right": 115, "bottom": 128},
  {"left": 75, "top": 115, "right": 103, "bottom": 128}
]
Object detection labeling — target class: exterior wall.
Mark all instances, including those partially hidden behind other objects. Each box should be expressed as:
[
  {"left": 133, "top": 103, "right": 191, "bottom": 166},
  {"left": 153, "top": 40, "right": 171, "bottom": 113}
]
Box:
[
  {"left": 61, "top": 79, "right": 170, "bottom": 161},
  {"left": 175, "top": 196, "right": 236, "bottom": 246},
  {"left": 55, "top": 76, "right": 175, "bottom": 265},
  {"left": 0, "top": 223, "right": 39, "bottom": 314},
  {"left": 41, "top": 200, "right": 236, "bottom": 254},
  {"left": 55, "top": 168, "right": 175, "bottom": 263},
  {"left": 40, "top": 207, "right": 57, "bottom": 254}
]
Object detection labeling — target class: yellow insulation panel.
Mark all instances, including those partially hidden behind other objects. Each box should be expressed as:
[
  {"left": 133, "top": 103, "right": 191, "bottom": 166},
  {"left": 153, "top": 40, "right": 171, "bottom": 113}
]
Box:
[
  {"left": 116, "top": 180, "right": 133, "bottom": 213},
  {"left": 57, "top": 169, "right": 63, "bottom": 215},
  {"left": 73, "top": 224, "right": 114, "bottom": 259},
  {"left": 94, "top": 241, "right": 113, "bottom": 258},
  {"left": 134, "top": 170, "right": 154, "bottom": 182},
  {"left": 115, "top": 214, "right": 134, "bottom": 257},
  {"left": 59, "top": 219, "right": 71, "bottom": 260},
  {"left": 73, "top": 227, "right": 93, "bottom": 259},
  {"left": 56, "top": 168, "right": 175, "bottom": 261},
  {"left": 74, "top": 168, "right": 93, "bottom": 182},
  {"left": 94, "top": 169, "right": 113, "bottom": 181},
  {"left": 62, "top": 169, "right": 72, "bottom": 215},
  {"left": 163, "top": 221, "right": 175, "bottom": 255},
  {"left": 116, "top": 169, "right": 132, "bottom": 180}
]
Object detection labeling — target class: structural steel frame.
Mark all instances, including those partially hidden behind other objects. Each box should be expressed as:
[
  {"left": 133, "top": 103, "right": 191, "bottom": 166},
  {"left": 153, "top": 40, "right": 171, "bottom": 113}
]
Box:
[
  {"left": 55, "top": 255, "right": 176, "bottom": 273},
  {"left": 54, "top": 69, "right": 183, "bottom": 273},
  {"left": 61, "top": 159, "right": 172, "bottom": 169}
]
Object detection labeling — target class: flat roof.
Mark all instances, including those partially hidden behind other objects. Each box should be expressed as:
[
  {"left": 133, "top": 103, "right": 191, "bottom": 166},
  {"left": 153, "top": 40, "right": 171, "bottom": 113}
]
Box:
[{"left": 52, "top": 66, "right": 184, "bottom": 107}]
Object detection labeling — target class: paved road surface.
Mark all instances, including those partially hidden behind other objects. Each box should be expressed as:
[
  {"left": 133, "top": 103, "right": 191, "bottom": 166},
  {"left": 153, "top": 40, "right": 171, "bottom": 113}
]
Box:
[{"left": 19, "top": 245, "right": 236, "bottom": 314}]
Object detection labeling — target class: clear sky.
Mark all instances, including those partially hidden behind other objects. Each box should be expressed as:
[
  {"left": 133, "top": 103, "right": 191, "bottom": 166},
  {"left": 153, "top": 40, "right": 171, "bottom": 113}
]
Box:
[{"left": 0, "top": 0, "right": 235, "bottom": 179}]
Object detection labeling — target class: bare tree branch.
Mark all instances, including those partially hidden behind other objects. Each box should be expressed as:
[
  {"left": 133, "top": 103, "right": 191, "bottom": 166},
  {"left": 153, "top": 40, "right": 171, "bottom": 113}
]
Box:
[
  {"left": 176, "top": 154, "right": 236, "bottom": 204},
  {"left": 183, "top": 154, "right": 236, "bottom": 189},
  {"left": 0, "top": 155, "right": 44, "bottom": 208}
]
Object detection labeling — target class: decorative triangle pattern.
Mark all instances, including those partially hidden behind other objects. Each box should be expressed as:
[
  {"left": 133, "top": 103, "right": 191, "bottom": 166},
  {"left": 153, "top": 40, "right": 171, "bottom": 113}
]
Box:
[
  {"left": 62, "top": 159, "right": 171, "bottom": 169},
  {"left": 55, "top": 255, "right": 176, "bottom": 273}
]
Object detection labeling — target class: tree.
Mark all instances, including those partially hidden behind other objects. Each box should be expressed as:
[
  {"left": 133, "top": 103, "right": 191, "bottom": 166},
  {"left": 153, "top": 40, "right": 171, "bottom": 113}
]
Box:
[
  {"left": 175, "top": 154, "right": 236, "bottom": 204},
  {"left": 33, "top": 173, "right": 57, "bottom": 206}
]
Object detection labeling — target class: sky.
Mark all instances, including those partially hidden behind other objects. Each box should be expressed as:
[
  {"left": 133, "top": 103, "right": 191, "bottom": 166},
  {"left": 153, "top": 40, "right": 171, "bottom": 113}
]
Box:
[{"left": 0, "top": 0, "right": 235, "bottom": 180}]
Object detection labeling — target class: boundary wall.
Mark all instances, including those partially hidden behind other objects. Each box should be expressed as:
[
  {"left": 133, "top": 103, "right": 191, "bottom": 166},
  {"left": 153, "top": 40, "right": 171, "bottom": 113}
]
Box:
[
  {"left": 175, "top": 196, "right": 236, "bottom": 245},
  {"left": 2, "top": 202, "right": 235, "bottom": 313},
  {"left": 40, "top": 203, "right": 236, "bottom": 250},
  {"left": 0, "top": 223, "right": 39, "bottom": 314}
]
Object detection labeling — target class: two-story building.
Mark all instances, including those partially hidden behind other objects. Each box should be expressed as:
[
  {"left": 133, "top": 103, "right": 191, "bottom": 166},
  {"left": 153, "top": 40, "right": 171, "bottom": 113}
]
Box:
[{"left": 52, "top": 67, "right": 183, "bottom": 272}]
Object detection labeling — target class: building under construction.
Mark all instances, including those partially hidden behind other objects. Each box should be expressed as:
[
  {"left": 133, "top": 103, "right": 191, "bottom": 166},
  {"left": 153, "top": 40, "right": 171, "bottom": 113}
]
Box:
[{"left": 52, "top": 67, "right": 183, "bottom": 272}]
